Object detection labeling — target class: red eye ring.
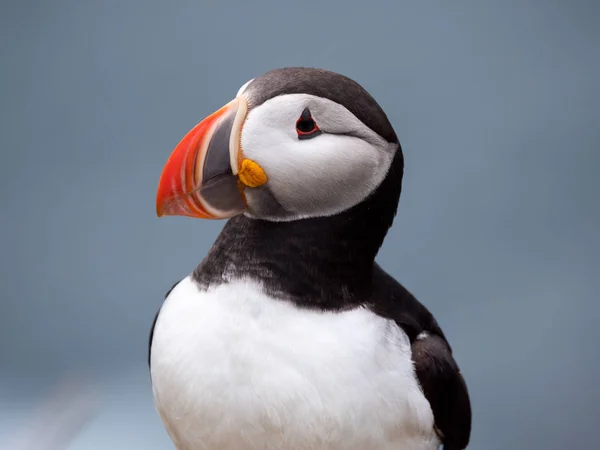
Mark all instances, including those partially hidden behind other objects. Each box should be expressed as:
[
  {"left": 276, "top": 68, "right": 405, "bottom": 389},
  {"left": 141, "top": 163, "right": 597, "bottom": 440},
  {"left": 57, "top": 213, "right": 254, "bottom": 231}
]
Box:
[{"left": 296, "top": 108, "right": 322, "bottom": 140}]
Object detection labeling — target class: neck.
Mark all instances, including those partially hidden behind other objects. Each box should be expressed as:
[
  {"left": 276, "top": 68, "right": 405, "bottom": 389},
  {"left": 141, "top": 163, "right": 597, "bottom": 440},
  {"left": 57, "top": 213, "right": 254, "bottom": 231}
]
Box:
[{"left": 193, "top": 151, "right": 403, "bottom": 310}]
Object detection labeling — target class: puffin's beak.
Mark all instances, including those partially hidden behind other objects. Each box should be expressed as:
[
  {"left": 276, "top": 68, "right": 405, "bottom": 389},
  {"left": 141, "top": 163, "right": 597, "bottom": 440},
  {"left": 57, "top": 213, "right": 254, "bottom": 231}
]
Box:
[{"left": 156, "top": 96, "right": 266, "bottom": 219}]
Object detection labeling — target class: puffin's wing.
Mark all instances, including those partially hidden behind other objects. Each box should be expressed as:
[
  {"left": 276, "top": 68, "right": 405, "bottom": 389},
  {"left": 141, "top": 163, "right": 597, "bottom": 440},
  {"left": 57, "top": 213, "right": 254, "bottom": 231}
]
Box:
[
  {"left": 412, "top": 332, "right": 472, "bottom": 450},
  {"left": 148, "top": 280, "right": 182, "bottom": 369},
  {"left": 369, "top": 265, "right": 472, "bottom": 450}
]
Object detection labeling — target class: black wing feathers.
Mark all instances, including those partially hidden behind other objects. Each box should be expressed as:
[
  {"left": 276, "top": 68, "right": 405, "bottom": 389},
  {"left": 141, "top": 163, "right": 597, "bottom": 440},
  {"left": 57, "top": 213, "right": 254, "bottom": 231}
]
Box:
[
  {"left": 148, "top": 280, "right": 182, "bottom": 369},
  {"left": 369, "top": 264, "right": 472, "bottom": 450},
  {"left": 412, "top": 333, "right": 472, "bottom": 450}
]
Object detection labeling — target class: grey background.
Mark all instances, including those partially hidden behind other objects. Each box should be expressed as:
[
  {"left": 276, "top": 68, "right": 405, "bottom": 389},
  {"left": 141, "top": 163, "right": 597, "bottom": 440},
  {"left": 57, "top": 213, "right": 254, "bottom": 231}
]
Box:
[{"left": 1, "top": 0, "right": 599, "bottom": 449}]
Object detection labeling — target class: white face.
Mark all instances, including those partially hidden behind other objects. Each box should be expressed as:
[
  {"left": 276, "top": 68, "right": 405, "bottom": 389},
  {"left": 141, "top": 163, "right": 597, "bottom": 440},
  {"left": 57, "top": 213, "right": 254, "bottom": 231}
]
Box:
[{"left": 239, "top": 92, "right": 398, "bottom": 221}]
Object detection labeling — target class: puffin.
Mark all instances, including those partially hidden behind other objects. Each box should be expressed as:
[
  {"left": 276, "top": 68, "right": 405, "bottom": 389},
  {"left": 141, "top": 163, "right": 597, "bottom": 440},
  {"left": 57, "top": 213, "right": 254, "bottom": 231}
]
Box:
[{"left": 149, "top": 67, "right": 471, "bottom": 450}]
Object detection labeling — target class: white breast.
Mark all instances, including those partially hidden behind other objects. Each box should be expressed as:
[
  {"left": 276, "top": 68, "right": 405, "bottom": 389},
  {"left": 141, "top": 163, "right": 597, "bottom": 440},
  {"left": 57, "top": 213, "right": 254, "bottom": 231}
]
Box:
[{"left": 150, "top": 276, "right": 439, "bottom": 450}]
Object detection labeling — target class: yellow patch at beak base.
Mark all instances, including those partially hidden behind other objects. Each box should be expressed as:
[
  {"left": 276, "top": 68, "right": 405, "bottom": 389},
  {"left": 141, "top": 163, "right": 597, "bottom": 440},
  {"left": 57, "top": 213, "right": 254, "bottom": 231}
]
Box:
[{"left": 238, "top": 159, "right": 268, "bottom": 188}]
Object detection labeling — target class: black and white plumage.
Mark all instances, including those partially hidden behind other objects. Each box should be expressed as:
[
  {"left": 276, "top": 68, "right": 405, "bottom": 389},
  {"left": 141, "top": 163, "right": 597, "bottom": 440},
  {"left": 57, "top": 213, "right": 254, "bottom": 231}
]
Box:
[{"left": 150, "top": 67, "right": 471, "bottom": 450}]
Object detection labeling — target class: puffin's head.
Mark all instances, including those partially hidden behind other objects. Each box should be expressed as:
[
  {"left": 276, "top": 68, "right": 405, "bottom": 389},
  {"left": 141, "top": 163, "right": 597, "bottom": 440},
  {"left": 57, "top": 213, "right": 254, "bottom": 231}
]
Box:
[{"left": 156, "top": 67, "right": 402, "bottom": 222}]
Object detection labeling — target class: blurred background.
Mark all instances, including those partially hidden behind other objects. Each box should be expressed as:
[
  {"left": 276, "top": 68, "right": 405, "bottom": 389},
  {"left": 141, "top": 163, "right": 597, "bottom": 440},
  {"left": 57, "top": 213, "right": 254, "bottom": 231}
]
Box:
[{"left": 1, "top": 0, "right": 599, "bottom": 448}]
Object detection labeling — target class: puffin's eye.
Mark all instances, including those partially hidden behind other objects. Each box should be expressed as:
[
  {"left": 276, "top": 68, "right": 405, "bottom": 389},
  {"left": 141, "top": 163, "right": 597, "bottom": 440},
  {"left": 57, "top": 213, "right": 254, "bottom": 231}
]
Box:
[{"left": 296, "top": 108, "right": 322, "bottom": 140}]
